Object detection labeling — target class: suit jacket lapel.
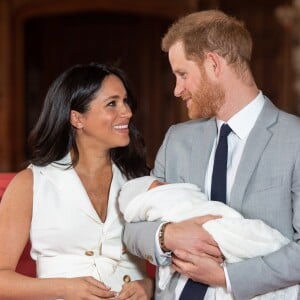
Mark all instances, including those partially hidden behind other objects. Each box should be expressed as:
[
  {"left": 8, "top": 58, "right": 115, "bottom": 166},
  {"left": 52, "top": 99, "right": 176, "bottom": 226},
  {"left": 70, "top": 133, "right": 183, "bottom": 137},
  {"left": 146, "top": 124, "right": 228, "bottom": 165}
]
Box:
[
  {"left": 230, "top": 98, "right": 279, "bottom": 211},
  {"left": 189, "top": 119, "right": 217, "bottom": 189}
]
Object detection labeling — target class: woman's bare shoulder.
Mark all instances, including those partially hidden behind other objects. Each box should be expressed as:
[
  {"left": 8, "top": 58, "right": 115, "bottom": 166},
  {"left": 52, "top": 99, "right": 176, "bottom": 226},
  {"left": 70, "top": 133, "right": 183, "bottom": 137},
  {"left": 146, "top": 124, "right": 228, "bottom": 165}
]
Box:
[{"left": 1, "top": 168, "right": 33, "bottom": 205}]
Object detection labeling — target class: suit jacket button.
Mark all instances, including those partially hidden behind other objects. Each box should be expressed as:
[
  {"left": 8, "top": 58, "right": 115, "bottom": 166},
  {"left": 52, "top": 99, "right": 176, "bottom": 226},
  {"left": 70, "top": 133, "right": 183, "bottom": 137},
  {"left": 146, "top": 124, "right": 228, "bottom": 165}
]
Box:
[{"left": 85, "top": 250, "right": 94, "bottom": 256}]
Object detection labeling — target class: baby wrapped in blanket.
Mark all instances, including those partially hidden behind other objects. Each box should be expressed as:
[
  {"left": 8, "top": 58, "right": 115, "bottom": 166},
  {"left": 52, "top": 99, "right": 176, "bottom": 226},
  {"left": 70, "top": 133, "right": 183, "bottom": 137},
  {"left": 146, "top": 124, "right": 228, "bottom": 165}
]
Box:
[{"left": 119, "top": 176, "right": 298, "bottom": 300}]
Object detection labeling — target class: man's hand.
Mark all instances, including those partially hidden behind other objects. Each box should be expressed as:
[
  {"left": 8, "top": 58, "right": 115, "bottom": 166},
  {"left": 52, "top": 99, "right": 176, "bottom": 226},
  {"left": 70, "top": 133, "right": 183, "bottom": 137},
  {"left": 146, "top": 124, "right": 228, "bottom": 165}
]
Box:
[
  {"left": 164, "top": 215, "right": 223, "bottom": 262},
  {"left": 172, "top": 249, "right": 226, "bottom": 287}
]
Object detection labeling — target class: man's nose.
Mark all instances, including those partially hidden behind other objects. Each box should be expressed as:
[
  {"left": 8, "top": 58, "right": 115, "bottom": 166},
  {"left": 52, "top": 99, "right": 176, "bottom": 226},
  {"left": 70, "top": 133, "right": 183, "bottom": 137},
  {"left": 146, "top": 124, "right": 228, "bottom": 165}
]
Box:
[{"left": 174, "top": 80, "right": 184, "bottom": 97}]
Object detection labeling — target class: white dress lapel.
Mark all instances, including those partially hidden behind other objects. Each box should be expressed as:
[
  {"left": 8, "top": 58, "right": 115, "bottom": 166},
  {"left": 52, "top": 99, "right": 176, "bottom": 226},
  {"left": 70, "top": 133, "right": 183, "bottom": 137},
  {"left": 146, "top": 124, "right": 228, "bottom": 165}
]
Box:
[{"left": 41, "top": 154, "right": 127, "bottom": 226}]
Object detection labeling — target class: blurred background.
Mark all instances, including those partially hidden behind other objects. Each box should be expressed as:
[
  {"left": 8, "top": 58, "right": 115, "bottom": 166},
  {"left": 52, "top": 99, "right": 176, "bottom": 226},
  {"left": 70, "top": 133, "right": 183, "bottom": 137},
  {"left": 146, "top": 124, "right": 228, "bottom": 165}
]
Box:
[{"left": 0, "top": 0, "right": 298, "bottom": 171}]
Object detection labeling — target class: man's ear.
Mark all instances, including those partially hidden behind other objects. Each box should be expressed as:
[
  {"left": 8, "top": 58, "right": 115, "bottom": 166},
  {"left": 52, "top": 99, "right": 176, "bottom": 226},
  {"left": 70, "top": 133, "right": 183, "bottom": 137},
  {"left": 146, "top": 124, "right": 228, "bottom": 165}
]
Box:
[
  {"left": 204, "top": 52, "right": 223, "bottom": 78},
  {"left": 70, "top": 110, "right": 83, "bottom": 129}
]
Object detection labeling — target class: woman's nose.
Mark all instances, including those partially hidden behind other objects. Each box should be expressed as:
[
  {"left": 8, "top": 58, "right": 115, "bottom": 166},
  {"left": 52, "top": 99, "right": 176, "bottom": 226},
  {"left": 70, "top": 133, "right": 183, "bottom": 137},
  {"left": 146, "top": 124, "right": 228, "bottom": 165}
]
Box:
[{"left": 121, "top": 104, "right": 132, "bottom": 118}]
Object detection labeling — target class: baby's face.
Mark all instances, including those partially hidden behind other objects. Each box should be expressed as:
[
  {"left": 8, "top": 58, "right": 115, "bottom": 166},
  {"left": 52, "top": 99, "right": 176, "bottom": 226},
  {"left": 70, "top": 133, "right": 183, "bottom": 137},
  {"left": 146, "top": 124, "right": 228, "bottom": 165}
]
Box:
[{"left": 148, "top": 180, "right": 167, "bottom": 190}]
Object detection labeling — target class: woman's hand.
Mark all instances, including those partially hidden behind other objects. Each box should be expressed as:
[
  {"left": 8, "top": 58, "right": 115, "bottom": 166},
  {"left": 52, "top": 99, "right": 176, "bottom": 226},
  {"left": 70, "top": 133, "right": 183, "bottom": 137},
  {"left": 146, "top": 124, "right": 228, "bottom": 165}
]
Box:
[
  {"left": 63, "top": 276, "right": 116, "bottom": 299},
  {"left": 116, "top": 277, "right": 154, "bottom": 300}
]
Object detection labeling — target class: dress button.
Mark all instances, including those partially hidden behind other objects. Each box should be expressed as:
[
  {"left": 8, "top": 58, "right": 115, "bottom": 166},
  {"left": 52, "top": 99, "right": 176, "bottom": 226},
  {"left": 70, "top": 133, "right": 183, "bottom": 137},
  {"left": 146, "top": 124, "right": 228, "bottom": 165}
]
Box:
[
  {"left": 85, "top": 250, "right": 94, "bottom": 256},
  {"left": 123, "top": 275, "right": 131, "bottom": 283}
]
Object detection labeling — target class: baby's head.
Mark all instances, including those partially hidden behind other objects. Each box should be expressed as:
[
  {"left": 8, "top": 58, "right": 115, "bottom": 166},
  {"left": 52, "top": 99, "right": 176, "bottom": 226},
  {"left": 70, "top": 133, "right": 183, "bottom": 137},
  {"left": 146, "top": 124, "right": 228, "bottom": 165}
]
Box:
[
  {"left": 119, "top": 176, "right": 167, "bottom": 213},
  {"left": 148, "top": 179, "right": 167, "bottom": 190}
]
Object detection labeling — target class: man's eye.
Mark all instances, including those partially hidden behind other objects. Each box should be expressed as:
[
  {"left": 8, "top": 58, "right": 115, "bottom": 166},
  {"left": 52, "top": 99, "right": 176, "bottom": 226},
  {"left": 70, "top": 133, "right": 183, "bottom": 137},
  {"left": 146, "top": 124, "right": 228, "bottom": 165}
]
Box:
[{"left": 177, "top": 72, "right": 186, "bottom": 79}]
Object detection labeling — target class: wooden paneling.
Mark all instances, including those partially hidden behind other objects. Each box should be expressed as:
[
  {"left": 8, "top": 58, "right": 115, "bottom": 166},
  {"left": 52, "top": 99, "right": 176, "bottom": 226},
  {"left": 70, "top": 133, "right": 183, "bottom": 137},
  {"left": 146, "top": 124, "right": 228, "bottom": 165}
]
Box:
[
  {"left": 0, "top": 0, "right": 13, "bottom": 170},
  {"left": 219, "top": 0, "right": 293, "bottom": 113},
  {"left": 12, "top": 0, "right": 198, "bottom": 20},
  {"left": 23, "top": 12, "right": 182, "bottom": 167},
  {"left": 1, "top": 0, "right": 197, "bottom": 171},
  {"left": 0, "top": 0, "right": 295, "bottom": 171}
]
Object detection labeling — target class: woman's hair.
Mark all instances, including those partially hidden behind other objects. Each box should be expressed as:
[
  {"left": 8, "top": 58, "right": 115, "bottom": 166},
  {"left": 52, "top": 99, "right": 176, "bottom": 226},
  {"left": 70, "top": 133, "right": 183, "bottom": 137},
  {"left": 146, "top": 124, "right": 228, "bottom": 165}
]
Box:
[
  {"left": 161, "top": 10, "right": 253, "bottom": 74},
  {"left": 28, "top": 63, "right": 149, "bottom": 179}
]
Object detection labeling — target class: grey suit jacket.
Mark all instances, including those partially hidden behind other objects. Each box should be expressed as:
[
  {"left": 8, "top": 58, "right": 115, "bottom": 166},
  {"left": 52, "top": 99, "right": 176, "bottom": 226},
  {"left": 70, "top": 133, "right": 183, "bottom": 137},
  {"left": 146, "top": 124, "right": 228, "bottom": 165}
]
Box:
[{"left": 124, "top": 97, "right": 300, "bottom": 299}]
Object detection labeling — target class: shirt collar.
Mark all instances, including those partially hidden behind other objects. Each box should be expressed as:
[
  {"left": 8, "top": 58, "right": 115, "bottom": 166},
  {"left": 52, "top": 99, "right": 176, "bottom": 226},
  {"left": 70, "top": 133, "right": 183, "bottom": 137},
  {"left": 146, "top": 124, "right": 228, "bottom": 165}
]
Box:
[{"left": 216, "top": 91, "right": 265, "bottom": 140}]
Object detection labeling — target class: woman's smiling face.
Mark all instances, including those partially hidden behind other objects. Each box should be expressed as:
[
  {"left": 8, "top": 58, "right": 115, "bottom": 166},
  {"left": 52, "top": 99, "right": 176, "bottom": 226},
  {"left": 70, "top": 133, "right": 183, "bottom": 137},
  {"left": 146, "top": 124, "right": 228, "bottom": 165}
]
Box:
[{"left": 72, "top": 74, "right": 133, "bottom": 150}]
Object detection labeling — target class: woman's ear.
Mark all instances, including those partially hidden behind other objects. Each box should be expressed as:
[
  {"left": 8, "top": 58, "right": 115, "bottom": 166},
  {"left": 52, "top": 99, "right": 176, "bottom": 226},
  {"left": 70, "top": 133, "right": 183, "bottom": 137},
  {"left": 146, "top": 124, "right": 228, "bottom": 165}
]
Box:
[{"left": 70, "top": 110, "right": 83, "bottom": 129}]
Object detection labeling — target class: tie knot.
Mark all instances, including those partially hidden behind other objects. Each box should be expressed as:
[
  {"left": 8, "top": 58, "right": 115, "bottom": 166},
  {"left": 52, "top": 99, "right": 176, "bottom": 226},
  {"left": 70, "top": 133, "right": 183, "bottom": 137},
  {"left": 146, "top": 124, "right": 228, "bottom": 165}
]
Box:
[{"left": 219, "top": 124, "right": 232, "bottom": 138}]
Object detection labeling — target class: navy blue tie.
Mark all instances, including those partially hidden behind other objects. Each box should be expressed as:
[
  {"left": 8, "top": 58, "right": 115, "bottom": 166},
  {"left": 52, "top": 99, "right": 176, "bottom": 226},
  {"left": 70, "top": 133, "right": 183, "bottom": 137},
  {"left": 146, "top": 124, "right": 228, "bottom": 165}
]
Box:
[
  {"left": 179, "top": 279, "right": 208, "bottom": 300},
  {"left": 179, "top": 123, "right": 231, "bottom": 300},
  {"left": 211, "top": 123, "right": 232, "bottom": 203}
]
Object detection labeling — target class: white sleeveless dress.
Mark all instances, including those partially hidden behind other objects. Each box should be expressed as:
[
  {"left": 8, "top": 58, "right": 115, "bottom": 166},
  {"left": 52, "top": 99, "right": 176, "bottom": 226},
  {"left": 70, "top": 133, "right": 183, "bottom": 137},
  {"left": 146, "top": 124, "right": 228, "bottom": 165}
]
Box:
[{"left": 29, "top": 154, "right": 146, "bottom": 295}]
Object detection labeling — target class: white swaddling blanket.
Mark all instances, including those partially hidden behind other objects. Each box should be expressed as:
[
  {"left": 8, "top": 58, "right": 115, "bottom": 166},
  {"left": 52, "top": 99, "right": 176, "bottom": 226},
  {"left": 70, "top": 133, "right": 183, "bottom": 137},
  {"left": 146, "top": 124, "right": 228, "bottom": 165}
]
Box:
[{"left": 119, "top": 176, "right": 299, "bottom": 300}]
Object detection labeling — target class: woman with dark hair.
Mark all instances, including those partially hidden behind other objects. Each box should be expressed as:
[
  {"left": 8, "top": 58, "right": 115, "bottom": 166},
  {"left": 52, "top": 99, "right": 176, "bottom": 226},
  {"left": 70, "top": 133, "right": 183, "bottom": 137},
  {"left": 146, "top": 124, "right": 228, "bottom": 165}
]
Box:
[{"left": 0, "top": 63, "right": 153, "bottom": 299}]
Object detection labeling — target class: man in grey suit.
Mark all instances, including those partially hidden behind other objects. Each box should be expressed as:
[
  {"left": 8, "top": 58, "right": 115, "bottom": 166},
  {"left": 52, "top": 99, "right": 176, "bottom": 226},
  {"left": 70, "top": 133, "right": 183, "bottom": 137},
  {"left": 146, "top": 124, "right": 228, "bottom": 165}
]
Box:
[{"left": 124, "top": 9, "right": 300, "bottom": 300}]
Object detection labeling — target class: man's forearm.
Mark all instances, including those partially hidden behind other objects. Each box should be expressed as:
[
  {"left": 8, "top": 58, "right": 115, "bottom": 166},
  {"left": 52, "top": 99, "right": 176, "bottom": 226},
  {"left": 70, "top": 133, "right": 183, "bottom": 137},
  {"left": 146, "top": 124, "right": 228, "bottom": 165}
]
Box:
[{"left": 123, "top": 221, "right": 162, "bottom": 265}]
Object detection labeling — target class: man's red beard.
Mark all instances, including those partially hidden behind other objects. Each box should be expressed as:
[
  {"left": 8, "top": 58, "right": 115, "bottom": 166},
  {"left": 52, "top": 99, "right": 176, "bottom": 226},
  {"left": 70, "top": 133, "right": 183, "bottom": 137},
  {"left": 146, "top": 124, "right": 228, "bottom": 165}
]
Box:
[{"left": 184, "top": 69, "right": 225, "bottom": 120}]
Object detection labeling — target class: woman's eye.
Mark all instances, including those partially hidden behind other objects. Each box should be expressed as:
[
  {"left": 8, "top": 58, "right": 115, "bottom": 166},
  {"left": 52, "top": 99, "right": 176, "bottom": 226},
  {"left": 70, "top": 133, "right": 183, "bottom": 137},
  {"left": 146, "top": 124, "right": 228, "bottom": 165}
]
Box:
[{"left": 107, "top": 101, "right": 116, "bottom": 107}]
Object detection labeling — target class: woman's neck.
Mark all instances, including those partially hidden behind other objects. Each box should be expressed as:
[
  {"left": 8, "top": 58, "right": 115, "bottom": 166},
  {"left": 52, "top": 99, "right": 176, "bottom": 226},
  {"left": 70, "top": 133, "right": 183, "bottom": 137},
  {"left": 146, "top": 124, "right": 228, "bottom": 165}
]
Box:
[{"left": 71, "top": 148, "right": 111, "bottom": 178}]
